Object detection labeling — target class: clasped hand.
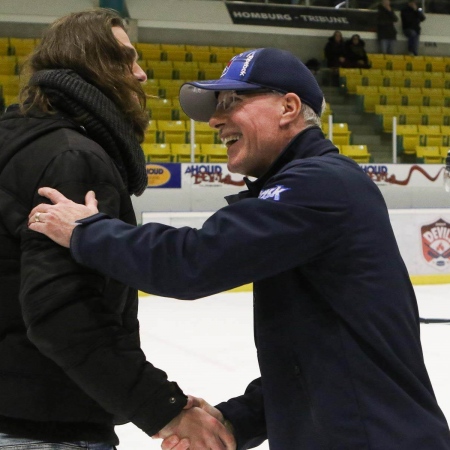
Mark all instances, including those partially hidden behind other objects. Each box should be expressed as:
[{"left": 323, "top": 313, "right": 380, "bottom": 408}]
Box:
[{"left": 153, "top": 396, "right": 236, "bottom": 450}]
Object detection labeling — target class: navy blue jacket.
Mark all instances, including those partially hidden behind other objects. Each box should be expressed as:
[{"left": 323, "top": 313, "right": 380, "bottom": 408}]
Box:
[{"left": 71, "top": 127, "right": 450, "bottom": 449}]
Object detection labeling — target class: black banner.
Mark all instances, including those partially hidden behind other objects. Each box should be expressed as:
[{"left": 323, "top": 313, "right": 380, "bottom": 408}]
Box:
[{"left": 225, "top": 2, "right": 377, "bottom": 32}]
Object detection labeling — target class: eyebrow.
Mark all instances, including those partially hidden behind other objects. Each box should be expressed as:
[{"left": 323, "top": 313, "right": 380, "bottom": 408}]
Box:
[{"left": 122, "top": 45, "right": 138, "bottom": 62}]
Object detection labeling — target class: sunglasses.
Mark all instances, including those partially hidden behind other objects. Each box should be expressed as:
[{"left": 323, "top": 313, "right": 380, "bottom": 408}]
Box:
[{"left": 215, "top": 89, "right": 284, "bottom": 113}]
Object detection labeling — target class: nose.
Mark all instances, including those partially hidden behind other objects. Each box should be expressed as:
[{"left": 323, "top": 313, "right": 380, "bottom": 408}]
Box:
[
  {"left": 209, "top": 109, "right": 225, "bottom": 130},
  {"left": 133, "top": 62, "right": 147, "bottom": 83}
]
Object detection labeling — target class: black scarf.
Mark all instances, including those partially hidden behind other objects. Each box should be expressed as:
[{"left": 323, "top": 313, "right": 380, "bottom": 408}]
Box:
[{"left": 30, "top": 69, "right": 147, "bottom": 196}]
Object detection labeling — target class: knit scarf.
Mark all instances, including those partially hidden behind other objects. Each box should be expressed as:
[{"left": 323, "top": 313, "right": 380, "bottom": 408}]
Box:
[{"left": 30, "top": 69, "right": 148, "bottom": 196}]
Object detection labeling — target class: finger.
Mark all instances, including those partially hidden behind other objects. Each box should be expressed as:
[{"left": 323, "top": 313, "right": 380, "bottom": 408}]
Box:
[
  {"left": 183, "top": 395, "right": 196, "bottom": 410},
  {"left": 29, "top": 204, "right": 51, "bottom": 222},
  {"left": 28, "top": 211, "right": 46, "bottom": 227},
  {"left": 161, "top": 435, "right": 190, "bottom": 450},
  {"left": 37, "top": 187, "right": 70, "bottom": 204},
  {"left": 85, "top": 190, "right": 98, "bottom": 209}
]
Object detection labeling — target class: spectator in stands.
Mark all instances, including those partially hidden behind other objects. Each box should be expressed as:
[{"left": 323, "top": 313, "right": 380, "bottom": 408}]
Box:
[
  {"left": 343, "top": 34, "right": 371, "bottom": 68},
  {"left": 28, "top": 47, "right": 450, "bottom": 450},
  {"left": 376, "top": 0, "right": 399, "bottom": 54},
  {"left": 0, "top": 8, "right": 233, "bottom": 450},
  {"left": 324, "top": 30, "right": 346, "bottom": 85},
  {"left": 401, "top": 0, "right": 426, "bottom": 55}
]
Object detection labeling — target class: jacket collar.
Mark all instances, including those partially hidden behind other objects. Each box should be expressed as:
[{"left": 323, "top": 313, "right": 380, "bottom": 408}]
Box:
[{"left": 225, "top": 126, "right": 337, "bottom": 204}]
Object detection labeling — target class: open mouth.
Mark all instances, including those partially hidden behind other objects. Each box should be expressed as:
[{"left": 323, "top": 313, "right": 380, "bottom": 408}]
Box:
[{"left": 222, "top": 134, "right": 241, "bottom": 148}]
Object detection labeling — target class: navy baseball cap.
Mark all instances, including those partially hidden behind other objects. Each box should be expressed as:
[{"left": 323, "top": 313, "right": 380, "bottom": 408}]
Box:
[{"left": 179, "top": 47, "right": 324, "bottom": 122}]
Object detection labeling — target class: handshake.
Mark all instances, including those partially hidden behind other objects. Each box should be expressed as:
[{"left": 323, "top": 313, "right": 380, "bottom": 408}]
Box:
[{"left": 153, "top": 396, "right": 236, "bottom": 450}]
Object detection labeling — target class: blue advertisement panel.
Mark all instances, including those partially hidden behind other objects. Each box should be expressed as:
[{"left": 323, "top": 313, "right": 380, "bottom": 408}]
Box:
[{"left": 146, "top": 163, "right": 182, "bottom": 189}]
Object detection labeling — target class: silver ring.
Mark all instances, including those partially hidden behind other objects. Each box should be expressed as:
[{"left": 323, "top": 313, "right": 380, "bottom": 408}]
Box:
[{"left": 35, "top": 212, "right": 41, "bottom": 223}]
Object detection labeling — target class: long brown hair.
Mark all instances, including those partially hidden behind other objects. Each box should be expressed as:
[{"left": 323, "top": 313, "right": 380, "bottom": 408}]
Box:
[{"left": 19, "top": 8, "right": 148, "bottom": 141}]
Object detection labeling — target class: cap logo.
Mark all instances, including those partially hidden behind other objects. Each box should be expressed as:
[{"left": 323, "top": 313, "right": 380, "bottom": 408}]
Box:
[{"left": 240, "top": 51, "right": 256, "bottom": 77}]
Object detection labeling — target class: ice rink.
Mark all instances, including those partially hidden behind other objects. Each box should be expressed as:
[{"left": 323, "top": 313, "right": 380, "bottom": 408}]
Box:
[{"left": 116, "top": 284, "right": 450, "bottom": 449}]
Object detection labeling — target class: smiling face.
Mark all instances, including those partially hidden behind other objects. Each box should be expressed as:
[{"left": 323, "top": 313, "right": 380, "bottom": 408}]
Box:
[{"left": 209, "top": 90, "right": 303, "bottom": 178}]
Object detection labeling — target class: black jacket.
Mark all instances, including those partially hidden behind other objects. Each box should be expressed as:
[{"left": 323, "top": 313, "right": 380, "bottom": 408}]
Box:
[
  {"left": 324, "top": 36, "right": 346, "bottom": 68},
  {"left": 0, "top": 106, "right": 186, "bottom": 443},
  {"left": 401, "top": 3, "right": 426, "bottom": 33},
  {"left": 69, "top": 127, "right": 450, "bottom": 449},
  {"left": 377, "top": 4, "right": 398, "bottom": 40}
]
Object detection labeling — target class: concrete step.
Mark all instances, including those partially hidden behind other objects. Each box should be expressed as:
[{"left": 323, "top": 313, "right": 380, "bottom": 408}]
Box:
[{"left": 352, "top": 134, "right": 382, "bottom": 146}]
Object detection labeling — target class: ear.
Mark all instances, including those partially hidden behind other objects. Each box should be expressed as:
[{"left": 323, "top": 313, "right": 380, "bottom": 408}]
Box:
[{"left": 279, "top": 93, "right": 302, "bottom": 127}]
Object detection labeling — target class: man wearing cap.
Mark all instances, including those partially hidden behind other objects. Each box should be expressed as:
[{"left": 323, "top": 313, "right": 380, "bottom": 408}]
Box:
[{"left": 29, "top": 48, "right": 450, "bottom": 449}]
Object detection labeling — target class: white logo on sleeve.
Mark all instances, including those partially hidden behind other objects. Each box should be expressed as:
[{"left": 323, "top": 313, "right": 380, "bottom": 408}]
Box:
[{"left": 258, "top": 185, "right": 290, "bottom": 201}]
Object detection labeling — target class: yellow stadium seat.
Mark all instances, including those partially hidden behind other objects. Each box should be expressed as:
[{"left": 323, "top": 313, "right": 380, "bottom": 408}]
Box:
[
  {"left": 142, "top": 143, "right": 172, "bottom": 162},
  {"left": 157, "top": 120, "right": 188, "bottom": 144},
  {"left": 147, "top": 61, "right": 174, "bottom": 79},
  {"left": 0, "top": 74, "right": 20, "bottom": 96},
  {"left": 0, "top": 37, "right": 10, "bottom": 56},
  {"left": 170, "top": 143, "right": 200, "bottom": 162},
  {"left": 200, "top": 144, "right": 228, "bottom": 163},
  {"left": 322, "top": 123, "right": 352, "bottom": 145},
  {"left": 415, "top": 146, "right": 442, "bottom": 163},
  {"left": 375, "top": 104, "right": 398, "bottom": 132},
  {"left": 367, "top": 54, "right": 387, "bottom": 70},
  {"left": 378, "top": 86, "right": 400, "bottom": 95},
  {"left": 212, "top": 51, "right": 235, "bottom": 64},
  {"left": 142, "top": 79, "right": 160, "bottom": 97},
  {"left": 418, "top": 125, "right": 442, "bottom": 135},
  {"left": 172, "top": 61, "right": 199, "bottom": 80},
  {"left": 404, "top": 72, "right": 426, "bottom": 88},
  {"left": 135, "top": 43, "right": 162, "bottom": 61},
  {"left": 189, "top": 121, "right": 218, "bottom": 145},
  {"left": 189, "top": 50, "right": 213, "bottom": 63},
  {"left": 356, "top": 85, "right": 378, "bottom": 96},
  {"left": 143, "top": 121, "right": 158, "bottom": 144},
  {"left": 158, "top": 79, "right": 184, "bottom": 99},
  {"left": 162, "top": 49, "right": 189, "bottom": 62},
  {"left": 210, "top": 46, "right": 234, "bottom": 53},
  {"left": 185, "top": 45, "right": 210, "bottom": 52},
  {"left": 402, "top": 93, "right": 424, "bottom": 107},
  {"left": 160, "top": 44, "right": 186, "bottom": 51},
  {"left": 406, "top": 60, "right": 427, "bottom": 72},
  {"left": 426, "top": 59, "right": 446, "bottom": 72},
  {"left": 420, "top": 106, "right": 444, "bottom": 126},
  {"left": 340, "top": 145, "right": 371, "bottom": 163},
  {"left": 387, "top": 59, "right": 408, "bottom": 71},
  {"left": 440, "top": 146, "right": 450, "bottom": 161},
  {"left": 9, "top": 38, "right": 36, "bottom": 56},
  {"left": 0, "top": 56, "right": 17, "bottom": 75}
]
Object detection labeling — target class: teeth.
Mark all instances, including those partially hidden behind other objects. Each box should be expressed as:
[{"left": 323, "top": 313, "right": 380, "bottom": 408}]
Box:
[{"left": 222, "top": 135, "right": 241, "bottom": 145}]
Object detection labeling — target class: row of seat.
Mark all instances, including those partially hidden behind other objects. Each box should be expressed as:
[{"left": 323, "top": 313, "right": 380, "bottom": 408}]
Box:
[
  {"left": 367, "top": 53, "right": 450, "bottom": 71},
  {"left": 340, "top": 69, "right": 450, "bottom": 94},
  {"left": 141, "top": 61, "right": 225, "bottom": 81},
  {"left": 396, "top": 125, "right": 450, "bottom": 155},
  {"left": 413, "top": 146, "right": 450, "bottom": 164},
  {"left": 143, "top": 142, "right": 227, "bottom": 163},
  {"left": 375, "top": 105, "right": 450, "bottom": 132},
  {"left": 144, "top": 142, "right": 373, "bottom": 165},
  {"left": 145, "top": 120, "right": 220, "bottom": 144},
  {"left": 336, "top": 144, "right": 372, "bottom": 163},
  {"left": 357, "top": 92, "right": 450, "bottom": 113},
  {"left": 0, "top": 37, "right": 39, "bottom": 56},
  {"left": 135, "top": 43, "right": 247, "bottom": 63}
]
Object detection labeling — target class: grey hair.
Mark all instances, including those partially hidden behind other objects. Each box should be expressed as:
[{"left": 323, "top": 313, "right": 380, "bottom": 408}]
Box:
[{"left": 301, "top": 98, "right": 326, "bottom": 128}]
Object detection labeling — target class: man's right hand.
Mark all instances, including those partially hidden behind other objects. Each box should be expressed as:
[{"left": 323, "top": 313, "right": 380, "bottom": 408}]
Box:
[{"left": 154, "top": 406, "right": 235, "bottom": 450}]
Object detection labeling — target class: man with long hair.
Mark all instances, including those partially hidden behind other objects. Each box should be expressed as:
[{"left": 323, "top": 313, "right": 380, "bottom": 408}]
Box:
[{"left": 0, "top": 9, "right": 234, "bottom": 450}]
